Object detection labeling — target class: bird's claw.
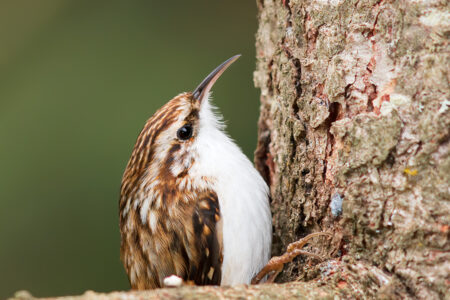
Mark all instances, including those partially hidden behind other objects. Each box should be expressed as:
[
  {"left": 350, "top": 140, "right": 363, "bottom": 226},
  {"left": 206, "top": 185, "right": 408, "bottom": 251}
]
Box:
[{"left": 251, "top": 231, "right": 331, "bottom": 284}]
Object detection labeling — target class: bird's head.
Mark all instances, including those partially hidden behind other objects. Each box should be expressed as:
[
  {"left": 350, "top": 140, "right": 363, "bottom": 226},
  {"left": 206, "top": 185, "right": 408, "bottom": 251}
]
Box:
[{"left": 120, "top": 55, "right": 240, "bottom": 211}]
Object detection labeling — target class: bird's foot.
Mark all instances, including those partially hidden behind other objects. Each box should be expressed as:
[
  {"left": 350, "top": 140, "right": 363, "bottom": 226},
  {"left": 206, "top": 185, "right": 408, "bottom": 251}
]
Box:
[{"left": 251, "top": 231, "right": 331, "bottom": 284}]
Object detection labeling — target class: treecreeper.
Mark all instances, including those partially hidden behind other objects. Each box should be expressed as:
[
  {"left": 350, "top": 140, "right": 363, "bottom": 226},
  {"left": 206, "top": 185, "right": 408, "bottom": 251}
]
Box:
[{"left": 119, "top": 55, "right": 329, "bottom": 289}]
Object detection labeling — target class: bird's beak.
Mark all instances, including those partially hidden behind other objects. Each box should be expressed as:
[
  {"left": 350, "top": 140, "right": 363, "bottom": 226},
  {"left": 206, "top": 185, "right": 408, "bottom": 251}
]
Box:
[{"left": 192, "top": 54, "right": 241, "bottom": 102}]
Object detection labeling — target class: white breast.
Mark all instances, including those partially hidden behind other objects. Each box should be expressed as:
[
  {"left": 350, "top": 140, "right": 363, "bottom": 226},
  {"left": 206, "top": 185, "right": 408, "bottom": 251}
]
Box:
[{"left": 190, "top": 97, "right": 272, "bottom": 285}]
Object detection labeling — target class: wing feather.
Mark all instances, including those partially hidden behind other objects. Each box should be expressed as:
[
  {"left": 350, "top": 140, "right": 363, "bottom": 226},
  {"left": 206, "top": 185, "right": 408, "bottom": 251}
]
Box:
[
  {"left": 121, "top": 189, "right": 223, "bottom": 288},
  {"left": 186, "top": 190, "right": 222, "bottom": 285}
]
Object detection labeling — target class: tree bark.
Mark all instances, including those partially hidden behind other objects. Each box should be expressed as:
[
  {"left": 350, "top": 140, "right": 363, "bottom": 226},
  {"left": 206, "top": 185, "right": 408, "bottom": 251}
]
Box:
[
  {"left": 254, "top": 0, "right": 449, "bottom": 299},
  {"left": 10, "top": 283, "right": 341, "bottom": 300}
]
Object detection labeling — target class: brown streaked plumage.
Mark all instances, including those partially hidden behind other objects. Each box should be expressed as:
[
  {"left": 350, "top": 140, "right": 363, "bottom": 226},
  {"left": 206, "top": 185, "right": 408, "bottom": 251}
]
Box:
[
  {"left": 119, "top": 55, "right": 330, "bottom": 289},
  {"left": 119, "top": 92, "right": 223, "bottom": 289}
]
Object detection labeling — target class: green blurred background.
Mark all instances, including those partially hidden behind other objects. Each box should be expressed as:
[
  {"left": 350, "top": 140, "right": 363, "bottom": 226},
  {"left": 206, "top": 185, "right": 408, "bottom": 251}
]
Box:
[{"left": 0, "top": 1, "right": 259, "bottom": 298}]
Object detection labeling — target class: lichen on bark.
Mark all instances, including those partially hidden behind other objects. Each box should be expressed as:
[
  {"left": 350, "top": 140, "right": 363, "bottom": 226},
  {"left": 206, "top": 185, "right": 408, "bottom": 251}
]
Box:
[{"left": 254, "top": 0, "right": 449, "bottom": 298}]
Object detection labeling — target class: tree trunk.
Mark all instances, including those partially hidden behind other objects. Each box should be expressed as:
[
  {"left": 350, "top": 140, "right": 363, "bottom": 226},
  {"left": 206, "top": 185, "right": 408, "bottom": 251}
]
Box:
[{"left": 254, "top": 0, "right": 449, "bottom": 299}]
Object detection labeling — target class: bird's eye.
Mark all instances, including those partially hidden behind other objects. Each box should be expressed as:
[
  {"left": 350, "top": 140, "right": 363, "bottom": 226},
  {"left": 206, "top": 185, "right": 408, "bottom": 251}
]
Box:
[{"left": 177, "top": 124, "right": 193, "bottom": 140}]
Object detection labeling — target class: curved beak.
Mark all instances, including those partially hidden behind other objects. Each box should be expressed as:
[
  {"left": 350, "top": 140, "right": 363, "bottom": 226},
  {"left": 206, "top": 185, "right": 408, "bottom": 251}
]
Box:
[{"left": 192, "top": 54, "right": 241, "bottom": 102}]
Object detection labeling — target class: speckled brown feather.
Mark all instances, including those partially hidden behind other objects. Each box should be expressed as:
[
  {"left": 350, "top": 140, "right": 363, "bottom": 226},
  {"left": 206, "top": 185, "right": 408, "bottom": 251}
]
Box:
[{"left": 119, "top": 93, "right": 222, "bottom": 289}]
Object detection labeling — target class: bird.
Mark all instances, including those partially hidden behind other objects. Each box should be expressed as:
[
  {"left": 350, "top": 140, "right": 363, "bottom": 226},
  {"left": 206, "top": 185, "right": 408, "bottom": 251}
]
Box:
[{"left": 119, "top": 55, "right": 272, "bottom": 289}]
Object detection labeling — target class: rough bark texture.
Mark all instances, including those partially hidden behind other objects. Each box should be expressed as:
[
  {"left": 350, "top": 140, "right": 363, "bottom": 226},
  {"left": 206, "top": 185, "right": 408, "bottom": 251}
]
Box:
[
  {"left": 254, "top": 0, "right": 449, "bottom": 299},
  {"left": 9, "top": 282, "right": 341, "bottom": 300}
]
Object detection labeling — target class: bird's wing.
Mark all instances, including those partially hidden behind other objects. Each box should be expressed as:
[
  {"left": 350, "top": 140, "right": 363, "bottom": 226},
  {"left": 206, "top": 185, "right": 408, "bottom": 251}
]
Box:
[
  {"left": 181, "top": 190, "right": 223, "bottom": 285},
  {"left": 120, "top": 189, "right": 223, "bottom": 289}
]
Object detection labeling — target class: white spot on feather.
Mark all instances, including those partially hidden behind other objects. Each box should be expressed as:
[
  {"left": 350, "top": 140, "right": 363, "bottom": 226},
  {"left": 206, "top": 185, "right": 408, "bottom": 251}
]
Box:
[
  {"left": 122, "top": 199, "right": 131, "bottom": 217},
  {"left": 155, "top": 194, "right": 162, "bottom": 209},
  {"left": 149, "top": 210, "right": 157, "bottom": 232},
  {"left": 140, "top": 197, "right": 150, "bottom": 224}
]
